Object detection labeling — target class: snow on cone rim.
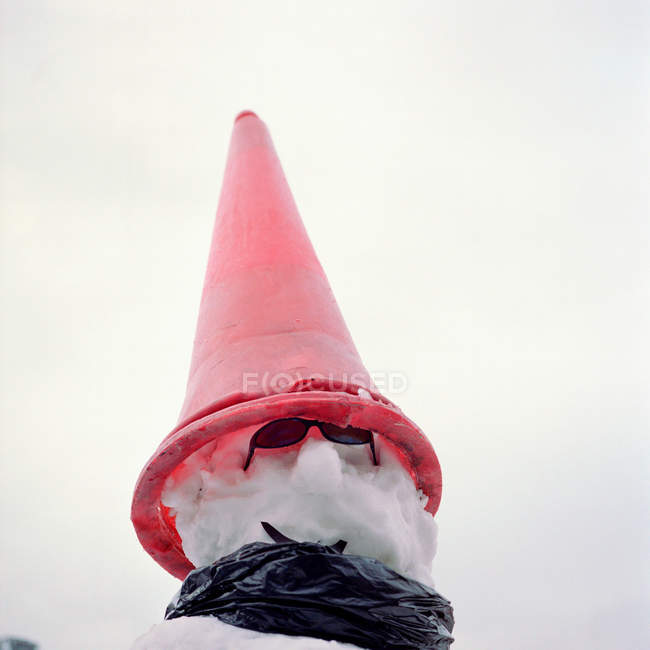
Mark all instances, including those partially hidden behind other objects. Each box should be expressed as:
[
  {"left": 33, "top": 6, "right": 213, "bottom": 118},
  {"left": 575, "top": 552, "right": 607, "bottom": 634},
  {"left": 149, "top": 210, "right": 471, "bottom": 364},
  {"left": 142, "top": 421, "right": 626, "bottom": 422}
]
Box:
[{"left": 131, "top": 390, "right": 442, "bottom": 580}]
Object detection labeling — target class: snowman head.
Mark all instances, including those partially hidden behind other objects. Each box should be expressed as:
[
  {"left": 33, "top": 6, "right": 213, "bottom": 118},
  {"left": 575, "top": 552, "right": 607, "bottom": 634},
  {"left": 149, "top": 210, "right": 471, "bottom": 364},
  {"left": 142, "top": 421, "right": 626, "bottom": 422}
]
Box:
[{"left": 162, "top": 419, "right": 439, "bottom": 586}]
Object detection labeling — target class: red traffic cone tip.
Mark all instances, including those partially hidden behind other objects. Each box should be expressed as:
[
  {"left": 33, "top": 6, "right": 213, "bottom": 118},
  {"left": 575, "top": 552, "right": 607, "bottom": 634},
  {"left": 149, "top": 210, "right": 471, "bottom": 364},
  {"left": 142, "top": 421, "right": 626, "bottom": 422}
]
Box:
[
  {"left": 235, "top": 109, "right": 258, "bottom": 122},
  {"left": 131, "top": 112, "right": 443, "bottom": 580}
]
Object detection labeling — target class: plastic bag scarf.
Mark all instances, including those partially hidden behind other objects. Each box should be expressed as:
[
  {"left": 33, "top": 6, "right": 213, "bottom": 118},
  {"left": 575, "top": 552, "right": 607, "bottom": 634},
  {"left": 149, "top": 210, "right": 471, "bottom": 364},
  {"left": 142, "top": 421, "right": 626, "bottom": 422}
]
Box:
[{"left": 165, "top": 539, "right": 454, "bottom": 649}]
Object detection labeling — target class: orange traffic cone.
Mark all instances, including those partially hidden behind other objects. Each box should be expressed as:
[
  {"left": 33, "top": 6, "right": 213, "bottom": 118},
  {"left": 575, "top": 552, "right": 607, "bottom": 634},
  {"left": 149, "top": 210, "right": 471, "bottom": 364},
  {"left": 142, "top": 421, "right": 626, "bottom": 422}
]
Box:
[{"left": 132, "top": 111, "right": 442, "bottom": 579}]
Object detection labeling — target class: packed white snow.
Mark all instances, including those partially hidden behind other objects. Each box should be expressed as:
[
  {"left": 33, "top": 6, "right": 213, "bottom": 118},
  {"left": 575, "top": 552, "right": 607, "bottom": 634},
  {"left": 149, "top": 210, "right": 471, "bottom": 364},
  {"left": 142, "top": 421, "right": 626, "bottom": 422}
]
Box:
[
  {"left": 131, "top": 615, "right": 361, "bottom": 650},
  {"left": 162, "top": 430, "right": 438, "bottom": 586}
]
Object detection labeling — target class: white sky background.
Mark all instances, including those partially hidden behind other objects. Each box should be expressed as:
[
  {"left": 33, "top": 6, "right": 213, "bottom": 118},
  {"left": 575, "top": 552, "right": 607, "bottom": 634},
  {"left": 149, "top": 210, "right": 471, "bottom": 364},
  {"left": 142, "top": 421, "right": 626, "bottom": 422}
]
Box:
[{"left": 1, "top": 1, "right": 648, "bottom": 648}]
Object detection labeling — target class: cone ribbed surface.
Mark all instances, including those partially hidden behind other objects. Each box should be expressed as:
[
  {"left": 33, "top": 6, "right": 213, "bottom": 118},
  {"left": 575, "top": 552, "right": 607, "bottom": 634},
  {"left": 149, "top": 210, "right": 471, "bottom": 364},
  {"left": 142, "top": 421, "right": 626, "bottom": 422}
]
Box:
[{"left": 132, "top": 112, "right": 442, "bottom": 579}]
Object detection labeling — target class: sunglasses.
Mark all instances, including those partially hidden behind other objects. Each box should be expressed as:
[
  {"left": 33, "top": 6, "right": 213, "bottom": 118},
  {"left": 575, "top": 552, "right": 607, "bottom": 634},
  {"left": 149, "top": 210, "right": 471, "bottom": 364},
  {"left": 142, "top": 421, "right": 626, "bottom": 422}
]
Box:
[{"left": 243, "top": 418, "right": 378, "bottom": 471}]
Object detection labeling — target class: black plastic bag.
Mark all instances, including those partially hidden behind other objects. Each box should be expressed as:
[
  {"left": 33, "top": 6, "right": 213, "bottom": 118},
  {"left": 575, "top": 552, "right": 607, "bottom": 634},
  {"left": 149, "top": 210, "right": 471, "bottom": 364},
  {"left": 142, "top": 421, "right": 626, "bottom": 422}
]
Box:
[{"left": 166, "top": 538, "right": 454, "bottom": 649}]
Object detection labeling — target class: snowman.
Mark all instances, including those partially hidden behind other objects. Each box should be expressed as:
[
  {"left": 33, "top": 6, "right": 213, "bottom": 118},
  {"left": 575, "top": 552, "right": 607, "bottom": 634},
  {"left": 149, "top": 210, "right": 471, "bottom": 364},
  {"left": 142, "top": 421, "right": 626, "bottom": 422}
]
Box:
[{"left": 131, "top": 112, "right": 453, "bottom": 649}]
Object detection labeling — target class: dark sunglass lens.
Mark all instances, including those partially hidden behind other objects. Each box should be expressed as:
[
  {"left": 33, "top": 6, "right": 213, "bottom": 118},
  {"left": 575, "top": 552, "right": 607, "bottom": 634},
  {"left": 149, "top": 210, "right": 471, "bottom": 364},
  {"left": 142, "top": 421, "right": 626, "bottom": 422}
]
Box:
[
  {"left": 255, "top": 419, "right": 308, "bottom": 448},
  {"left": 320, "top": 423, "right": 372, "bottom": 444}
]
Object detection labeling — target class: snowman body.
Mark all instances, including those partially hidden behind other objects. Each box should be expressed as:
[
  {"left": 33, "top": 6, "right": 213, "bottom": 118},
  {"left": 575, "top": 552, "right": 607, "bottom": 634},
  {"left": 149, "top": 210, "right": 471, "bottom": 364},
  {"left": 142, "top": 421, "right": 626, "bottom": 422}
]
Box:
[{"left": 131, "top": 111, "right": 450, "bottom": 648}]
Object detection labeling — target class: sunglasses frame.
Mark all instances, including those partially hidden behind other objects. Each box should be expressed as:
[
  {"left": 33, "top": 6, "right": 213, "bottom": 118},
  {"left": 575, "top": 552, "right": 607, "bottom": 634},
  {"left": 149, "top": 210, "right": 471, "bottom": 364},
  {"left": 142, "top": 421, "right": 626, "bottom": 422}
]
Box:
[{"left": 243, "top": 417, "right": 378, "bottom": 471}]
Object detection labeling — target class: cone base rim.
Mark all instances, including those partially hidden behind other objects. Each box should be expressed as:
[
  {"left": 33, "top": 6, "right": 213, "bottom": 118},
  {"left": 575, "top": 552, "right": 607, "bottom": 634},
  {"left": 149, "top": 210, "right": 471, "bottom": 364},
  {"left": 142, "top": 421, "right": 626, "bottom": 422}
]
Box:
[{"left": 131, "top": 390, "right": 442, "bottom": 580}]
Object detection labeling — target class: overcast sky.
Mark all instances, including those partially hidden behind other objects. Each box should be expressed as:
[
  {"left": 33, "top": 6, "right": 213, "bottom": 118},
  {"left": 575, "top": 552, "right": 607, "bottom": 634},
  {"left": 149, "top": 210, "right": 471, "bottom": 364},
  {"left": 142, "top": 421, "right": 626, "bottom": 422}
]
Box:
[{"left": 1, "top": 1, "right": 648, "bottom": 649}]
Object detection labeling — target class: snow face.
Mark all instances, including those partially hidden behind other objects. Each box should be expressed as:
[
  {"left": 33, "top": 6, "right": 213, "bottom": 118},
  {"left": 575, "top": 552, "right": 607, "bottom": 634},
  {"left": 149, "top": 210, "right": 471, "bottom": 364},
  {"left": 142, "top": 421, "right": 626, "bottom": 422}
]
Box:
[
  {"left": 162, "top": 429, "right": 438, "bottom": 586},
  {"left": 131, "top": 615, "right": 361, "bottom": 650}
]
